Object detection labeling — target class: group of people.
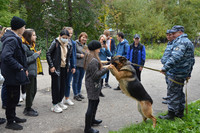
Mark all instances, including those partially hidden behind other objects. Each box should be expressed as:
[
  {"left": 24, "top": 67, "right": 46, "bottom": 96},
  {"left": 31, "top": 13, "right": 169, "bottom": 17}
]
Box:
[{"left": 0, "top": 16, "right": 195, "bottom": 133}]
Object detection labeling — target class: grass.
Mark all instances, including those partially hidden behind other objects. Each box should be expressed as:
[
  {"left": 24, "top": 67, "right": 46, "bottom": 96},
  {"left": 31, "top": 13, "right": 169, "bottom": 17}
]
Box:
[
  {"left": 109, "top": 100, "right": 200, "bottom": 133},
  {"left": 145, "top": 43, "right": 200, "bottom": 59}
]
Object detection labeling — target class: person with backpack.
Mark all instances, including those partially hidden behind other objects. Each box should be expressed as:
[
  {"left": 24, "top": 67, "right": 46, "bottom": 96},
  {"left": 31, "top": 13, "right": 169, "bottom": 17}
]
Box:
[
  {"left": 46, "top": 29, "right": 73, "bottom": 113},
  {"left": 127, "top": 34, "right": 146, "bottom": 81}
]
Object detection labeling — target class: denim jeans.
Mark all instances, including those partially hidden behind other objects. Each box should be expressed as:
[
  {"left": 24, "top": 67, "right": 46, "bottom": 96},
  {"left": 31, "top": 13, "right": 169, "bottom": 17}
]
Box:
[
  {"left": 72, "top": 67, "right": 85, "bottom": 96},
  {"left": 65, "top": 69, "right": 73, "bottom": 98}
]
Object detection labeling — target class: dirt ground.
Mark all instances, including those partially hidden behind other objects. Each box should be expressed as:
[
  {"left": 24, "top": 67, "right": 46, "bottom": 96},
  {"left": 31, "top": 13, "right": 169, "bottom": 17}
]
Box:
[{"left": 0, "top": 57, "right": 199, "bottom": 133}]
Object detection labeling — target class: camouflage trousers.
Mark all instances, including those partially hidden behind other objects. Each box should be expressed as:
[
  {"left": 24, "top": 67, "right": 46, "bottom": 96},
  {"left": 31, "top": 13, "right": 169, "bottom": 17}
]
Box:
[{"left": 166, "top": 76, "right": 185, "bottom": 113}]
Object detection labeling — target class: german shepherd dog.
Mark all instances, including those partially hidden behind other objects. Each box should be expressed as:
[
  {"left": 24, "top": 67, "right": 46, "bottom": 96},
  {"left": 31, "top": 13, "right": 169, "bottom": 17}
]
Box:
[{"left": 109, "top": 55, "right": 156, "bottom": 127}]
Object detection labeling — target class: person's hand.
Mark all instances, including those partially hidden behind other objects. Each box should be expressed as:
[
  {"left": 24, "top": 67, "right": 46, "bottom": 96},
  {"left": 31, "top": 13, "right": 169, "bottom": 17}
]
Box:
[
  {"left": 139, "top": 67, "right": 143, "bottom": 71},
  {"left": 71, "top": 68, "right": 76, "bottom": 74},
  {"left": 36, "top": 50, "right": 41, "bottom": 55},
  {"left": 50, "top": 67, "right": 55, "bottom": 73},
  {"left": 103, "top": 44, "right": 108, "bottom": 49},
  {"left": 108, "top": 64, "right": 114, "bottom": 69},
  {"left": 25, "top": 70, "right": 29, "bottom": 76},
  {"left": 160, "top": 69, "right": 166, "bottom": 75},
  {"left": 80, "top": 54, "right": 84, "bottom": 58}
]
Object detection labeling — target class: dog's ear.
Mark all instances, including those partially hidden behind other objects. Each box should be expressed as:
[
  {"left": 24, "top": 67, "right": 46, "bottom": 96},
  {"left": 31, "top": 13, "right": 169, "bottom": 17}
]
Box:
[{"left": 119, "top": 56, "right": 127, "bottom": 63}]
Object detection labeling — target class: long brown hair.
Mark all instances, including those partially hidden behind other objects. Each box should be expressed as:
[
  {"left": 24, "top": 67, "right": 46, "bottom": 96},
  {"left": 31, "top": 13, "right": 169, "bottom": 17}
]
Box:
[
  {"left": 22, "top": 29, "right": 35, "bottom": 45},
  {"left": 84, "top": 50, "right": 103, "bottom": 70}
]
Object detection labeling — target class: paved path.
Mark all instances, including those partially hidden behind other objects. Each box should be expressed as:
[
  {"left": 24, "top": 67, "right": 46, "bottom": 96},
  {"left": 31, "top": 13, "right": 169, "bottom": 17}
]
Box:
[{"left": 0, "top": 57, "right": 199, "bottom": 133}]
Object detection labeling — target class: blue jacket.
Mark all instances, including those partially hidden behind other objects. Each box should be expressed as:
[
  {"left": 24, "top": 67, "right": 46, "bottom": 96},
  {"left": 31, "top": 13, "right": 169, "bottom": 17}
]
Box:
[
  {"left": 116, "top": 39, "right": 129, "bottom": 57},
  {"left": 99, "top": 48, "right": 112, "bottom": 61},
  {"left": 162, "top": 34, "right": 195, "bottom": 78},
  {"left": 1, "top": 30, "right": 28, "bottom": 85},
  {"left": 161, "top": 41, "right": 173, "bottom": 65},
  {"left": 127, "top": 42, "right": 146, "bottom": 68}
]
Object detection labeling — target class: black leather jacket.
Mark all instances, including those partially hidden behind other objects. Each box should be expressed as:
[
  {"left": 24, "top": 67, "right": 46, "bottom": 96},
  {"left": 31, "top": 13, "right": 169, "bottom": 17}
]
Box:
[{"left": 46, "top": 38, "right": 73, "bottom": 75}]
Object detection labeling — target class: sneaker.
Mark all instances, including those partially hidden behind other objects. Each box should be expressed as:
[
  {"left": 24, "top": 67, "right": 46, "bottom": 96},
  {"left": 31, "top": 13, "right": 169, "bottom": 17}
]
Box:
[
  {"left": 14, "top": 117, "right": 26, "bottom": 123},
  {"left": 58, "top": 102, "right": 68, "bottom": 110},
  {"left": 64, "top": 99, "right": 74, "bottom": 106},
  {"left": 5, "top": 123, "right": 23, "bottom": 130},
  {"left": 113, "top": 86, "right": 120, "bottom": 90},
  {"left": 74, "top": 95, "right": 82, "bottom": 101},
  {"left": 0, "top": 118, "right": 6, "bottom": 125},
  {"left": 78, "top": 94, "right": 85, "bottom": 99},
  {"left": 23, "top": 108, "right": 38, "bottom": 117},
  {"left": 104, "top": 83, "right": 112, "bottom": 88},
  {"left": 21, "top": 93, "right": 26, "bottom": 100},
  {"left": 19, "top": 97, "right": 23, "bottom": 102},
  {"left": 51, "top": 104, "right": 63, "bottom": 113}
]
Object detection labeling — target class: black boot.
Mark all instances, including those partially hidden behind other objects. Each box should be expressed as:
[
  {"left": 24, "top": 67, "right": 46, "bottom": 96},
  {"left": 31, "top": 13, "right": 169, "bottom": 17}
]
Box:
[
  {"left": 91, "top": 107, "right": 102, "bottom": 126},
  {"left": 99, "top": 91, "right": 105, "bottom": 97},
  {"left": 5, "top": 122, "right": 23, "bottom": 130},
  {"left": 84, "top": 114, "right": 99, "bottom": 133},
  {"left": 159, "top": 111, "right": 175, "bottom": 120},
  {"left": 162, "top": 101, "right": 168, "bottom": 104},
  {"left": 175, "top": 109, "right": 184, "bottom": 118}
]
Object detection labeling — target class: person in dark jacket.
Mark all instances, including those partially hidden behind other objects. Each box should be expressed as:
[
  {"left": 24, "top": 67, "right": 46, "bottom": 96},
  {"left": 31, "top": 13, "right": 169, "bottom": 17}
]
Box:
[
  {"left": 84, "top": 40, "right": 109, "bottom": 133},
  {"left": 127, "top": 34, "right": 146, "bottom": 81},
  {"left": 46, "top": 29, "right": 72, "bottom": 113},
  {"left": 1, "top": 16, "right": 28, "bottom": 130},
  {"left": 22, "top": 29, "right": 43, "bottom": 116}
]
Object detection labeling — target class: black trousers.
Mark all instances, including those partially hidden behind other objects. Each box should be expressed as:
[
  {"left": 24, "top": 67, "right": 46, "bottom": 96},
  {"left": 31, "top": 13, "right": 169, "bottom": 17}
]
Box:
[
  {"left": 135, "top": 68, "right": 141, "bottom": 81},
  {"left": 5, "top": 85, "right": 20, "bottom": 124},
  {"left": 51, "top": 68, "right": 66, "bottom": 105},
  {"left": 85, "top": 99, "right": 100, "bottom": 131}
]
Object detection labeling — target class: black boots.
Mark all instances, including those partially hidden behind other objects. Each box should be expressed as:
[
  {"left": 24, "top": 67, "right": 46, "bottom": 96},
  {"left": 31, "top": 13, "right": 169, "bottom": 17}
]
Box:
[
  {"left": 92, "top": 119, "right": 102, "bottom": 126},
  {"left": 84, "top": 114, "right": 99, "bottom": 133},
  {"left": 159, "top": 111, "right": 175, "bottom": 120},
  {"left": 175, "top": 110, "right": 184, "bottom": 118}
]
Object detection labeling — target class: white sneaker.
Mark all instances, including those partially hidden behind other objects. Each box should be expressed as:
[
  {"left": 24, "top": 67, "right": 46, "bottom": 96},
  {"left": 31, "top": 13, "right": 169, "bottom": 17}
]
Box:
[
  {"left": 51, "top": 104, "right": 63, "bottom": 113},
  {"left": 21, "top": 93, "right": 26, "bottom": 100},
  {"left": 64, "top": 99, "right": 74, "bottom": 106},
  {"left": 19, "top": 97, "right": 23, "bottom": 102},
  {"left": 58, "top": 102, "right": 68, "bottom": 110}
]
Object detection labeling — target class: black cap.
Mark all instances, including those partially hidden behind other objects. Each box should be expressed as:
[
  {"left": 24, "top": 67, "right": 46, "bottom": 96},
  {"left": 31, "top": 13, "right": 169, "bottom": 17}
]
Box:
[
  {"left": 166, "top": 30, "right": 172, "bottom": 34},
  {"left": 170, "top": 25, "right": 184, "bottom": 33},
  {"left": 134, "top": 34, "right": 140, "bottom": 39},
  {"left": 11, "top": 16, "right": 26, "bottom": 30},
  {"left": 88, "top": 40, "right": 102, "bottom": 51}
]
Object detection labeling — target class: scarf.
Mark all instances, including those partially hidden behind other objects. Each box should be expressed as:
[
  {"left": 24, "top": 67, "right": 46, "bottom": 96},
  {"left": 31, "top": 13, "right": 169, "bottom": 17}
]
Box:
[
  {"left": 58, "top": 37, "right": 68, "bottom": 67},
  {"left": 22, "top": 36, "right": 43, "bottom": 75}
]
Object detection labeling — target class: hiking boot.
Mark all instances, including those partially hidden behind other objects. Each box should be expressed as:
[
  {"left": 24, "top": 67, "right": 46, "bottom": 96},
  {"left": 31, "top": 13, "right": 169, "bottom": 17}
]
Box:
[
  {"left": 5, "top": 123, "right": 23, "bottom": 130},
  {"left": 159, "top": 111, "right": 175, "bottom": 120}
]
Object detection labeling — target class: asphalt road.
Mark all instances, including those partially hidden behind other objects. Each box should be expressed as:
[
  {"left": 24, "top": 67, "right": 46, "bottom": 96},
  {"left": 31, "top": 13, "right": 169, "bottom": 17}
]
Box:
[{"left": 0, "top": 57, "right": 199, "bottom": 133}]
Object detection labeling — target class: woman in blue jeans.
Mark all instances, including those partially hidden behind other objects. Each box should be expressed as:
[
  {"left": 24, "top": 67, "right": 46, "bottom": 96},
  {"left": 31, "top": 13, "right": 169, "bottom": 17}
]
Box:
[{"left": 73, "top": 32, "right": 88, "bottom": 101}]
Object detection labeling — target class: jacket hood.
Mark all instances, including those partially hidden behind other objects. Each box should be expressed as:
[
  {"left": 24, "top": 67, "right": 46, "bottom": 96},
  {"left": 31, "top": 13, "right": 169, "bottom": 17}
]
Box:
[
  {"left": 1, "top": 30, "right": 21, "bottom": 43},
  {"left": 120, "top": 39, "right": 129, "bottom": 45}
]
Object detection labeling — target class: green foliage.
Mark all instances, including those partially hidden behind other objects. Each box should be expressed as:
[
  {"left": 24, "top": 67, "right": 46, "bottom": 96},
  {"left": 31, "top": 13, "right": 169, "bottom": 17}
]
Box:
[{"left": 109, "top": 100, "right": 200, "bottom": 133}]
